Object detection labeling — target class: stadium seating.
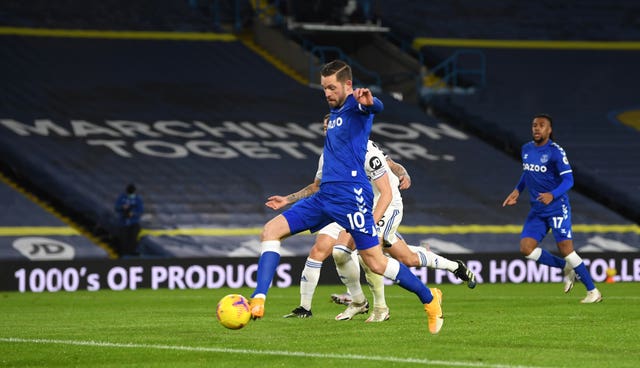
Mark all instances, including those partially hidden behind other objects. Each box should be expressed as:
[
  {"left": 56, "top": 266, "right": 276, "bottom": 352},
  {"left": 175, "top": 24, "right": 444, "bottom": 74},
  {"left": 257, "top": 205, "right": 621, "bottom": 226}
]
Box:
[
  {"left": 0, "top": 0, "right": 228, "bottom": 31},
  {"left": 1, "top": 30, "right": 637, "bottom": 258},
  {"left": 428, "top": 48, "right": 640, "bottom": 225},
  {"left": 378, "top": 0, "right": 640, "bottom": 41},
  {"left": 1, "top": 1, "right": 637, "bottom": 259},
  {"left": 379, "top": 1, "right": 640, "bottom": 223},
  {"left": 0, "top": 179, "right": 109, "bottom": 260}
]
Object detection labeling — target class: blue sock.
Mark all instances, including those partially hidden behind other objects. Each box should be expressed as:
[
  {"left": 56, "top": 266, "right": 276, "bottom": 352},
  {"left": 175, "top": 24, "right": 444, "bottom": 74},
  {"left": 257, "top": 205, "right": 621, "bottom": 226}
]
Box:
[
  {"left": 394, "top": 263, "right": 433, "bottom": 304},
  {"left": 251, "top": 251, "right": 280, "bottom": 297},
  {"left": 574, "top": 263, "right": 596, "bottom": 290},
  {"left": 537, "top": 249, "right": 566, "bottom": 269}
]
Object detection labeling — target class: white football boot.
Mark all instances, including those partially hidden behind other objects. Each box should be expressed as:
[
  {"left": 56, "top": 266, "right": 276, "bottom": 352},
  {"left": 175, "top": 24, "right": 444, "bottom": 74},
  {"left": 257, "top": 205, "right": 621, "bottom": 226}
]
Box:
[
  {"left": 580, "top": 288, "right": 603, "bottom": 304},
  {"left": 365, "top": 307, "right": 390, "bottom": 323},
  {"left": 335, "top": 300, "right": 369, "bottom": 321}
]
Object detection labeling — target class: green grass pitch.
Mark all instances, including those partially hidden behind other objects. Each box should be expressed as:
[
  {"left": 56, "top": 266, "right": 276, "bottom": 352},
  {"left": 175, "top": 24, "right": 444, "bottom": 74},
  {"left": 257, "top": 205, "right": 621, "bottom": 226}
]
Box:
[{"left": 1, "top": 282, "right": 639, "bottom": 367}]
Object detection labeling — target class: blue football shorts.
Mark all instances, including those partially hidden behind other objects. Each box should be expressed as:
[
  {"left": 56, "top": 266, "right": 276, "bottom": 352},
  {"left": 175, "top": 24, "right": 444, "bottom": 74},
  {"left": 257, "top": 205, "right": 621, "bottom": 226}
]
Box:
[
  {"left": 283, "top": 182, "right": 379, "bottom": 250},
  {"left": 521, "top": 201, "right": 573, "bottom": 243}
]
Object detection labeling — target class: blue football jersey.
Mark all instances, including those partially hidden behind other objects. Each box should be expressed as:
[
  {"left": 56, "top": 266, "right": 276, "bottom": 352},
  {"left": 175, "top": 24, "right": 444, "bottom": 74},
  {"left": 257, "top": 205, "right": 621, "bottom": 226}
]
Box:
[
  {"left": 520, "top": 140, "right": 572, "bottom": 210},
  {"left": 321, "top": 94, "right": 383, "bottom": 186}
]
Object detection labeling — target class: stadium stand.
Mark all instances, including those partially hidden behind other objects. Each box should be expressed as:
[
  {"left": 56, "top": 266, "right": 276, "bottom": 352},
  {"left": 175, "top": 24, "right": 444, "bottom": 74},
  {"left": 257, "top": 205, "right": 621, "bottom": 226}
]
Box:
[
  {"left": 0, "top": 0, "right": 240, "bottom": 32},
  {"left": 1, "top": 31, "right": 637, "bottom": 258},
  {"left": 376, "top": 1, "right": 640, "bottom": 223},
  {"left": 427, "top": 47, "right": 640, "bottom": 225},
  {"left": 255, "top": 1, "right": 640, "bottom": 224},
  {"left": 1, "top": 1, "right": 637, "bottom": 259},
  {"left": 378, "top": 0, "right": 640, "bottom": 41},
  {"left": 0, "top": 177, "right": 109, "bottom": 260}
]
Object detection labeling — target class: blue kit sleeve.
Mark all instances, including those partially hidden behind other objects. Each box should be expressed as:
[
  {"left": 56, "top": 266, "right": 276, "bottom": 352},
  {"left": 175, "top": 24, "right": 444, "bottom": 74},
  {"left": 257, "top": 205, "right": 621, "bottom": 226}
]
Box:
[{"left": 551, "top": 172, "right": 574, "bottom": 199}]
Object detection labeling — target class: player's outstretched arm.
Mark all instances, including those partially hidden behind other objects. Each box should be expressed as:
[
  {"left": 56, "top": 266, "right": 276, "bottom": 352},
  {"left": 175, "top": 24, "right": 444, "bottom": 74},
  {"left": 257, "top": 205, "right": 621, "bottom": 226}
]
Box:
[
  {"left": 264, "top": 179, "right": 321, "bottom": 210},
  {"left": 502, "top": 189, "right": 520, "bottom": 207},
  {"left": 265, "top": 195, "right": 289, "bottom": 210},
  {"left": 503, "top": 172, "right": 526, "bottom": 207}
]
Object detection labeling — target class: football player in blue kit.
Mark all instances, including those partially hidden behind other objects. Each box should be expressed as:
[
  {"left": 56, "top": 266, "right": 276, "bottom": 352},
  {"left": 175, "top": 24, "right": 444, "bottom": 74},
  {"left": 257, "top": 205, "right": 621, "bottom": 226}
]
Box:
[
  {"left": 249, "top": 60, "right": 445, "bottom": 334},
  {"left": 502, "top": 114, "right": 602, "bottom": 303}
]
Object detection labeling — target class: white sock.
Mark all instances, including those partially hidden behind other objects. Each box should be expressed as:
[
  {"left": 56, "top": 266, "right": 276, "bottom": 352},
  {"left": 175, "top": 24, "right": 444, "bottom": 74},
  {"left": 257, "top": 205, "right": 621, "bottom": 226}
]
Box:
[
  {"left": 333, "top": 245, "right": 365, "bottom": 304},
  {"left": 261, "top": 240, "right": 281, "bottom": 254},
  {"left": 382, "top": 257, "right": 400, "bottom": 280},
  {"left": 526, "top": 247, "right": 542, "bottom": 261},
  {"left": 564, "top": 251, "right": 583, "bottom": 268},
  {"left": 408, "top": 245, "right": 457, "bottom": 271},
  {"left": 359, "top": 255, "right": 386, "bottom": 309},
  {"left": 300, "top": 258, "right": 322, "bottom": 310}
]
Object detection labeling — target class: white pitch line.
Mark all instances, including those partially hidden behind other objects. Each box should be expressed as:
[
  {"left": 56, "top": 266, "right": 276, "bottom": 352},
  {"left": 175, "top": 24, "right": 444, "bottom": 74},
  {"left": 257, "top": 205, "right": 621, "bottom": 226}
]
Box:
[{"left": 0, "top": 337, "right": 547, "bottom": 368}]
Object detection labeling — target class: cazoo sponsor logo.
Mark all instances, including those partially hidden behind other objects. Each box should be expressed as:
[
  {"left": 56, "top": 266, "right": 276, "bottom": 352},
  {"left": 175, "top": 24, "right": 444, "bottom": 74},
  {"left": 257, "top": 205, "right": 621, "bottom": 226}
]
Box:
[{"left": 523, "top": 163, "right": 547, "bottom": 172}]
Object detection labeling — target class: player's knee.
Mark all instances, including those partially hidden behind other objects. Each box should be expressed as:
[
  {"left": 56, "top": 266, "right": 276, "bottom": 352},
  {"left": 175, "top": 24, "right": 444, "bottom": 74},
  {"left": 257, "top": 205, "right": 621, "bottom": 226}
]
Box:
[
  {"left": 332, "top": 245, "right": 352, "bottom": 265},
  {"left": 520, "top": 245, "right": 532, "bottom": 256},
  {"left": 260, "top": 216, "right": 288, "bottom": 241},
  {"left": 260, "top": 225, "right": 274, "bottom": 241},
  {"left": 519, "top": 238, "right": 538, "bottom": 256},
  {"left": 556, "top": 240, "right": 574, "bottom": 256},
  {"left": 310, "top": 244, "right": 332, "bottom": 261}
]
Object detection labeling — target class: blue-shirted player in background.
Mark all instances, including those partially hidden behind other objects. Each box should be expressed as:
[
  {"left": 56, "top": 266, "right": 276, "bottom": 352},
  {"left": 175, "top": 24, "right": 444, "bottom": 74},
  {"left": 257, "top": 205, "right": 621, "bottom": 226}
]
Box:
[
  {"left": 502, "top": 114, "right": 602, "bottom": 303},
  {"left": 250, "top": 60, "right": 445, "bottom": 334}
]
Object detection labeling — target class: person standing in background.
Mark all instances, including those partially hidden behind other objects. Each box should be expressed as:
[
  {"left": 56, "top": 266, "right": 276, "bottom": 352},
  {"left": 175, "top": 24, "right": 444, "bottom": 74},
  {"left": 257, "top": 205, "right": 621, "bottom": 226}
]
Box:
[{"left": 114, "top": 183, "right": 144, "bottom": 257}]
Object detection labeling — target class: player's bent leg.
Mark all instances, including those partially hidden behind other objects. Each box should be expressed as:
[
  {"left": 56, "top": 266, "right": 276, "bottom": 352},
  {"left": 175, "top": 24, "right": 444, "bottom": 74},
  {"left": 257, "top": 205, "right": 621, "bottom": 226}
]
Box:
[
  {"left": 250, "top": 239, "right": 281, "bottom": 319},
  {"left": 361, "top": 256, "right": 386, "bottom": 309},
  {"left": 424, "top": 288, "right": 443, "bottom": 334},
  {"left": 360, "top": 247, "right": 444, "bottom": 334},
  {"left": 297, "top": 257, "right": 322, "bottom": 313},
  {"left": 561, "top": 246, "right": 602, "bottom": 303},
  {"left": 453, "top": 260, "right": 477, "bottom": 289},
  {"left": 384, "top": 239, "right": 421, "bottom": 267},
  {"left": 359, "top": 254, "right": 388, "bottom": 322},
  {"left": 295, "top": 234, "right": 337, "bottom": 314},
  {"left": 331, "top": 239, "right": 362, "bottom": 305},
  {"left": 406, "top": 244, "right": 429, "bottom": 267},
  {"left": 333, "top": 244, "right": 368, "bottom": 319},
  {"left": 356, "top": 244, "right": 389, "bottom": 275},
  {"left": 251, "top": 215, "right": 292, "bottom": 319},
  {"left": 408, "top": 242, "right": 477, "bottom": 288},
  {"left": 260, "top": 214, "right": 291, "bottom": 241},
  {"left": 523, "top": 236, "right": 568, "bottom": 269},
  {"left": 332, "top": 233, "right": 368, "bottom": 320}
]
